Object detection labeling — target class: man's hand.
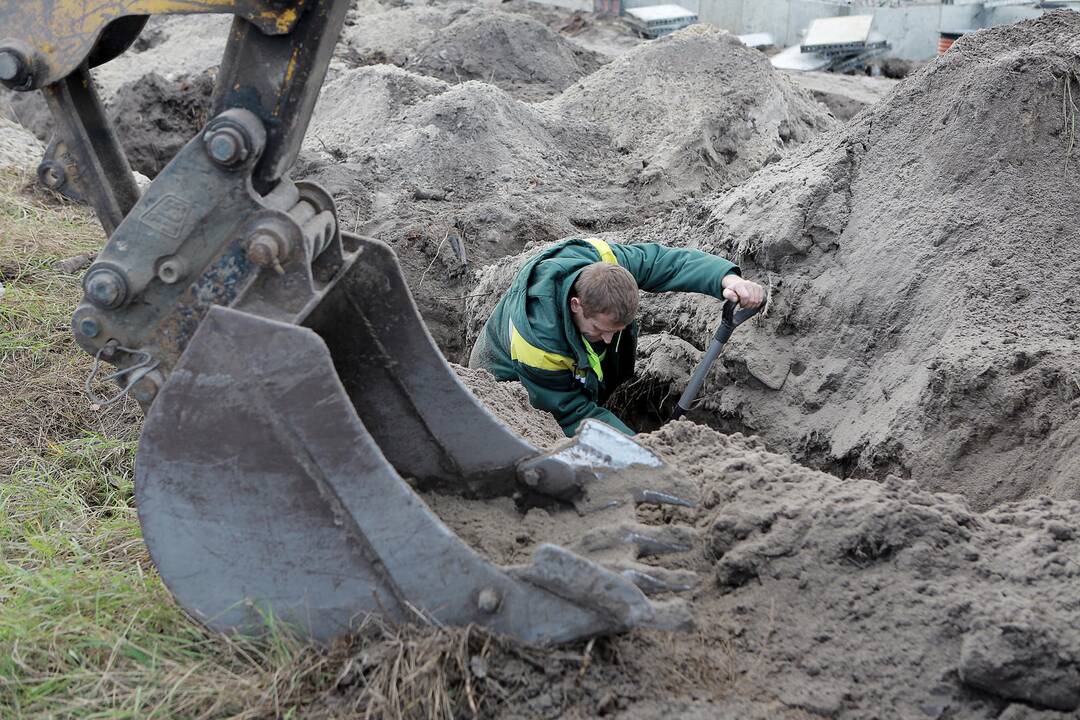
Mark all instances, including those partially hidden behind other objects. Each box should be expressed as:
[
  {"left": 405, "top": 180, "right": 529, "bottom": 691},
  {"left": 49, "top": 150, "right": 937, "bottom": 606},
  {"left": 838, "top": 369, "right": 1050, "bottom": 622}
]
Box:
[{"left": 721, "top": 274, "right": 766, "bottom": 309}]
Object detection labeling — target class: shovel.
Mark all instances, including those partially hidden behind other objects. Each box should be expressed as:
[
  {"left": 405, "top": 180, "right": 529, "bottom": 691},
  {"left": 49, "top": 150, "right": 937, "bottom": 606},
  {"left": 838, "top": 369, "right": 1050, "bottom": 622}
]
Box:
[{"left": 670, "top": 299, "right": 761, "bottom": 421}]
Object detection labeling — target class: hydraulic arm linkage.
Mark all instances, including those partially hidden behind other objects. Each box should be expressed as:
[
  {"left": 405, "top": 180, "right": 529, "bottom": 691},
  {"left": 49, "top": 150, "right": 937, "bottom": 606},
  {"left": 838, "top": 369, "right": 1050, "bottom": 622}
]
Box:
[{"left": 0, "top": 0, "right": 703, "bottom": 644}]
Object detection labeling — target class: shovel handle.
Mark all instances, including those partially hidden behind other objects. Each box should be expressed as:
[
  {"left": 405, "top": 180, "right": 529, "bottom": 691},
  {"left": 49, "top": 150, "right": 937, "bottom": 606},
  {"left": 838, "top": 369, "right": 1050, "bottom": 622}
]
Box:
[{"left": 671, "top": 300, "right": 762, "bottom": 420}]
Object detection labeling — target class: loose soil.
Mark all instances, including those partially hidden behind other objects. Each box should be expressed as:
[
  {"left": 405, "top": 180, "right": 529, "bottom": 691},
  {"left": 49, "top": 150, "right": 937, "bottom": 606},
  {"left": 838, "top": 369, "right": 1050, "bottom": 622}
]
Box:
[
  {"left": 0, "top": 118, "right": 43, "bottom": 171},
  {"left": 433, "top": 383, "right": 1080, "bottom": 717},
  {"left": 783, "top": 70, "right": 899, "bottom": 122}
]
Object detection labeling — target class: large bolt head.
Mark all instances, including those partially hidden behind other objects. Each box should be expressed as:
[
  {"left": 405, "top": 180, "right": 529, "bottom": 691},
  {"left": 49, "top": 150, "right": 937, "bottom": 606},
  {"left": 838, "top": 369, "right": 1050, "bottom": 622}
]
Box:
[
  {"left": 246, "top": 230, "right": 288, "bottom": 273},
  {"left": 79, "top": 317, "right": 101, "bottom": 338},
  {"left": 84, "top": 268, "right": 127, "bottom": 309},
  {"left": 0, "top": 46, "right": 31, "bottom": 88},
  {"left": 477, "top": 587, "right": 501, "bottom": 614},
  {"left": 204, "top": 126, "right": 249, "bottom": 166},
  {"left": 0, "top": 50, "right": 20, "bottom": 81},
  {"left": 130, "top": 375, "right": 161, "bottom": 405}
]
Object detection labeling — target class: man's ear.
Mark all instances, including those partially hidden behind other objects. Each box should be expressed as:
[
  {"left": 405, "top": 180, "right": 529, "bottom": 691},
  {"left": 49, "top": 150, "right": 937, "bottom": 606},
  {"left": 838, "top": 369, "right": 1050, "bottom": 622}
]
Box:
[{"left": 569, "top": 296, "right": 582, "bottom": 313}]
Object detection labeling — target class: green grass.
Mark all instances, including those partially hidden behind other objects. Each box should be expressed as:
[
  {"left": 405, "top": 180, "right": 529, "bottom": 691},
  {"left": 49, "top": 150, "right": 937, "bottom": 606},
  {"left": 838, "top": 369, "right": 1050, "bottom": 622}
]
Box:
[{"left": 0, "top": 171, "right": 308, "bottom": 719}]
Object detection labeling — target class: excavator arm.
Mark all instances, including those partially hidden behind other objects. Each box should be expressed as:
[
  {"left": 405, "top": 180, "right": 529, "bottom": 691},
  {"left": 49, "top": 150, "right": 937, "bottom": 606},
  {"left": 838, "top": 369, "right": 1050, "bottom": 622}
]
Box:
[{"left": 0, "top": 0, "right": 701, "bottom": 644}]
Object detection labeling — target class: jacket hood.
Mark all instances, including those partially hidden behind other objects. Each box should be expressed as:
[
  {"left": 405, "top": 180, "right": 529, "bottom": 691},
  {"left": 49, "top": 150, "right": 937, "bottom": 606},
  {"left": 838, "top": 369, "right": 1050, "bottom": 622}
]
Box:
[{"left": 503, "top": 239, "right": 604, "bottom": 364}]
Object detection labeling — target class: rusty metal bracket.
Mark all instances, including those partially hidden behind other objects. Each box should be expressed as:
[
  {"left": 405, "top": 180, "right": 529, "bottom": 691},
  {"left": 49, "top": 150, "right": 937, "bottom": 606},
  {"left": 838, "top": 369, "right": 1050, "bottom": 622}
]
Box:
[{"left": 39, "top": 65, "right": 141, "bottom": 236}]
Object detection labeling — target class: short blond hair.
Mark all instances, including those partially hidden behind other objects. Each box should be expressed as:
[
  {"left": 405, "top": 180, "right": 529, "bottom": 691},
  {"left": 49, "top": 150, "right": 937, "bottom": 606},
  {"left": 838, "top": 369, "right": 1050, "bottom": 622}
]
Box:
[{"left": 572, "top": 263, "right": 638, "bottom": 325}]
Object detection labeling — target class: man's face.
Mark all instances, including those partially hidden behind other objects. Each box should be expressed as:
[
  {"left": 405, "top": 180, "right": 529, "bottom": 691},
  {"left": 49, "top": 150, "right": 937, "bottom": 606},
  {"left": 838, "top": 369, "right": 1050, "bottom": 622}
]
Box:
[{"left": 570, "top": 296, "right": 627, "bottom": 344}]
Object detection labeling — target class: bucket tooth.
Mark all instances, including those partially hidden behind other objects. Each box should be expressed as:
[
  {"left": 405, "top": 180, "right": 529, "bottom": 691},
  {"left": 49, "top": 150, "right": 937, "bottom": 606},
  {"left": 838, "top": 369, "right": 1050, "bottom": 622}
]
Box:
[
  {"left": 136, "top": 305, "right": 688, "bottom": 645},
  {"left": 517, "top": 420, "right": 699, "bottom": 513}
]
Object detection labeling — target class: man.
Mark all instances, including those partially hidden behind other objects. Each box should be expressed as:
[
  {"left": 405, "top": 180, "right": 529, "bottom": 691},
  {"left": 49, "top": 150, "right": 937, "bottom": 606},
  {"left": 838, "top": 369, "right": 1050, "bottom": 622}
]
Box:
[{"left": 469, "top": 237, "right": 765, "bottom": 436}]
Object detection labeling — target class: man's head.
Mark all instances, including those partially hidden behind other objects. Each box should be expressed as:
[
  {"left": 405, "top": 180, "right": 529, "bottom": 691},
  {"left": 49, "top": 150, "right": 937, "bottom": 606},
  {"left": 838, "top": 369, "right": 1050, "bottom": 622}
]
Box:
[{"left": 569, "top": 262, "right": 639, "bottom": 343}]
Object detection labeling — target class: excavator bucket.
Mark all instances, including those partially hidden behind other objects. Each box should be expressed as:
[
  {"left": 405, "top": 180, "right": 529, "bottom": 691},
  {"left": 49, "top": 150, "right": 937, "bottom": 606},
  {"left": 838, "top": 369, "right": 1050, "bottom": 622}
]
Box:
[
  {"left": 136, "top": 234, "right": 699, "bottom": 645},
  {"left": 1, "top": 0, "right": 704, "bottom": 646}
]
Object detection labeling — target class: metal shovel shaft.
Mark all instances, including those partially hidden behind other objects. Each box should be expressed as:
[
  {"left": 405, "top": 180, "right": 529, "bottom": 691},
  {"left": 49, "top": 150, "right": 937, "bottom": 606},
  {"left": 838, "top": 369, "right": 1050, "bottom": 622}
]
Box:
[{"left": 671, "top": 300, "right": 761, "bottom": 421}]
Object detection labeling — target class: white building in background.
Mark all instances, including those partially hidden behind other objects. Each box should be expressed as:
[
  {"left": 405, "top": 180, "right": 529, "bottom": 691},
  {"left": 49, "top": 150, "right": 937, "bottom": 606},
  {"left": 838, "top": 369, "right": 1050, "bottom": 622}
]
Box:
[{"left": 538, "top": 0, "right": 1079, "bottom": 60}]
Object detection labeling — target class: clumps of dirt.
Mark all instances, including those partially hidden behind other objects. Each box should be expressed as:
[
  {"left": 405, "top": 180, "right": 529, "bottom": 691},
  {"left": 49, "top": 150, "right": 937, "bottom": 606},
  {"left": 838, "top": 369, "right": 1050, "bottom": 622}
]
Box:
[
  {"left": 0, "top": 118, "right": 44, "bottom": 171},
  {"left": 108, "top": 71, "right": 215, "bottom": 177},
  {"left": 549, "top": 24, "right": 834, "bottom": 193},
  {"left": 447, "top": 366, "right": 1080, "bottom": 716},
  {"left": 339, "top": 4, "right": 605, "bottom": 100},
  {"left": 640, "top": 421, "right": 1080, "bottom": 716},
  {"left": 622, "top": 11, "right": 1080, "bottom": 509}
]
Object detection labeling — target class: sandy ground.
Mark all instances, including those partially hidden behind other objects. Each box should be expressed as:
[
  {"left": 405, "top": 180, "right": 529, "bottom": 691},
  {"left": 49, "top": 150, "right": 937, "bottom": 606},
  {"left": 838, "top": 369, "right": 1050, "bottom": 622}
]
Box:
[
  {"left": 783, "top": 70, "right": 900, "bottom": 121},
  {"left": 0, "top": 118, "right": 43, "bottom": 171}
]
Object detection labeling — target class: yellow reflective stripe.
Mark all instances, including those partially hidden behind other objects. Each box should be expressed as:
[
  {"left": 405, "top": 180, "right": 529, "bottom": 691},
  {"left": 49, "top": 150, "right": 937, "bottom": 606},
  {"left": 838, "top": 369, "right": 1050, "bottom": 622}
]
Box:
[
  {"left": 582, "top": 335, "right": 604, "bottom": 382},
  {"left": 584, "top": 238, "right": 618, "bottom": 265},
  {"left": 510, "top": 321, "right": 575, "bottom": 372}
]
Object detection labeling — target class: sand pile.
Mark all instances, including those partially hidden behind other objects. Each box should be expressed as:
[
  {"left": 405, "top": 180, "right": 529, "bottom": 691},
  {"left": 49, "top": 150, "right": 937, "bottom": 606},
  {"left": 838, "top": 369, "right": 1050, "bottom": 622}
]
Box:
[
  {"left": 784, "top": 70, "right": 899, "bottom": 121},
  {"left": 0, "top": 118, "right": 43, "bottom": 171},
  {"left": 606, "top": 12, "right": 1080, "bottom": 510},
  {"left": 549, "top": 25, "right": 832, "bottom": 193},
  {"left": 447, "top": 374, "right": 1080, "bottom": 716},
  {"left": 341, "top": 5, "right": 605, "bottom": 100}
]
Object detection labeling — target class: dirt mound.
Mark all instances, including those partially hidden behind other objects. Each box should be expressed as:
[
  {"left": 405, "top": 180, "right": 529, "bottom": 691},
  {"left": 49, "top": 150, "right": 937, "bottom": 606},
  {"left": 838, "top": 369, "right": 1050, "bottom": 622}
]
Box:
[
  {"left": 109, "top": 71, "right": 215, "bottom": 177},
  {"left": 339, "top": 4, "right": 605, "bottom": 100},
  {"left": 615, "top": 12, "right": 1080, "bottom": 510},
  {"left": 784, "top": 70, "right": 899, "bottom": 122},
  {"left": 0, "top": 118, "right": 44, "bottom": 170},
  {"left": 412, "top": 8, "right": 604, "bottom": 98},
  {"left": 445, "top": 370, "right": 1080, "bottom": 716},
  {"left": 549, "top": 24, "right": 833, "bottom": 193},
  {"left": 305, "top": 64, "right": 450, "bottom": 153},
  {"left": 339, "top": 4, "right": 466, "bottom": 67}
]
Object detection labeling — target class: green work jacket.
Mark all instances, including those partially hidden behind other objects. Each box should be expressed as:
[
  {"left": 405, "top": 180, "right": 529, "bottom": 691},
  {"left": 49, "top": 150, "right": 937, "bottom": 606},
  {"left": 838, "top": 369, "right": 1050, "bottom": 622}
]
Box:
[{"left": 470, "top": 237, "right": 739, "bottom": 436}]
